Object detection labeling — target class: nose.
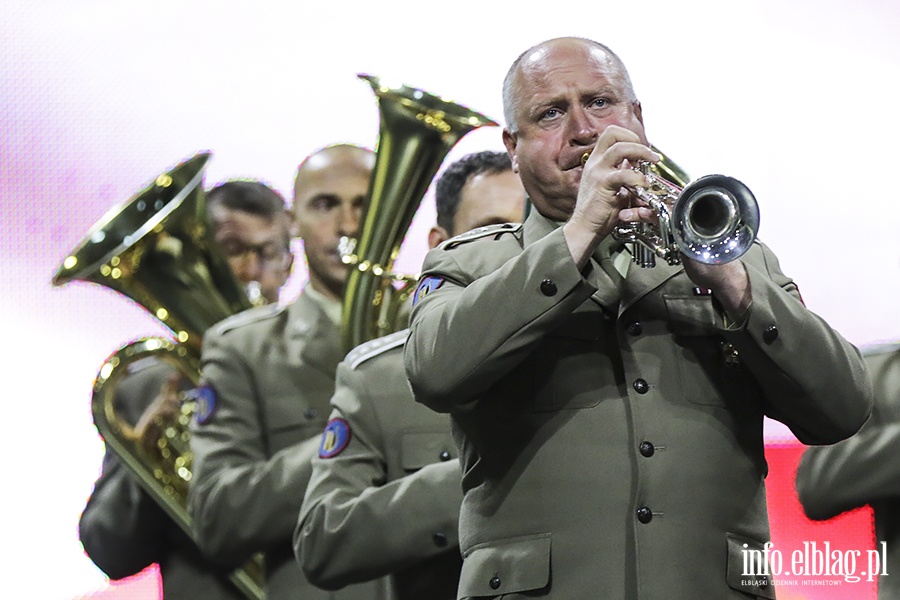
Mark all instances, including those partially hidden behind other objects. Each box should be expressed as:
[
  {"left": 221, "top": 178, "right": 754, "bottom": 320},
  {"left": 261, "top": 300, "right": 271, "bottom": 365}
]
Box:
[
  {"left": 231, "top": 252, "right": 263, "bottom": 285},
  {"left": 566, "top": 106, "right": 597, "bottom": 147},
  {"left": 338, "top": 202, "right": 362, "bottom": 238}
]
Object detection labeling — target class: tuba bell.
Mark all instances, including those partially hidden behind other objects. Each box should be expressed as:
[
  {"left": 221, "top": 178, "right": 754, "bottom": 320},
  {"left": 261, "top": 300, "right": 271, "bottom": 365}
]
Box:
[
  {"left": 52, "top": 152, "right": 264, "bottom": 599},
  {"left": 340, "top": 74, "right": 498, "bottom": 350},
  {"left": 582, "top": 146, "right": 759, "bottom": 268}
]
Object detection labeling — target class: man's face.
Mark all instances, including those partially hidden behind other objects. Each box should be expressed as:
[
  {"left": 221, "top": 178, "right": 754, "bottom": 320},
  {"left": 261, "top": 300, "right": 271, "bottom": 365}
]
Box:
[
  {"left": 502, "top": 39, "right": 648, "bottom": 221},
  {"left": 429, "top": 169, "right": 527, "bottom": 249},
  {"left": 293, "top": 148, "right": 373, "bottom": 300},
  {"left": 209, "top": 205, "right": 292, "bottom": 305},
  {"left": 453, "top": 170, "right": 526, "bottom": 235}
]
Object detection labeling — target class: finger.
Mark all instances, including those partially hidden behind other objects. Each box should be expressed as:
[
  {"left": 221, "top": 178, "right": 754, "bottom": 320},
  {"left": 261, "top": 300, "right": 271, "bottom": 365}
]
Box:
[
  {"left": 619, "top": 206, "right": 656, "bottom": 223},
  {"left": 601, "top": 168, "right": 651, "bottom": 195},
  {"left": 600, "top": 142, "right": 659, "bottom": 171}
]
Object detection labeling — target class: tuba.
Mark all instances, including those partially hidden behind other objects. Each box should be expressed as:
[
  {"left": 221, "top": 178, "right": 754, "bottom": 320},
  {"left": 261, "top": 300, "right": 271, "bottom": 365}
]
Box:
[
  {"left": 52, "top": 152, "right": 264, "bottom": 599},
  {"left": 340, "top": 74, "right": 498, "bottom": 350},
  {"left": 582, "top": 146, "right": 759, "bottom": 268}
]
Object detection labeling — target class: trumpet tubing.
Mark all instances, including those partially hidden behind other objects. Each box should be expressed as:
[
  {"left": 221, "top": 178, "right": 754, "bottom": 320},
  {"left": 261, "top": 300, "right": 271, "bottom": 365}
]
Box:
[{"left": 581, "top": 147, "right": 759, "bottom": 267}]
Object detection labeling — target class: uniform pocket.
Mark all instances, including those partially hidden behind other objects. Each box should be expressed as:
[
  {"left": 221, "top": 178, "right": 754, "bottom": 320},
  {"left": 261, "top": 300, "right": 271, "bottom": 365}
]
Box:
[
  {"left": 400, "top": 431, "right": 456, "bottom": 471},
  {"left": 663, "top": 295, "right": 718, "bottom": 336},
  {"left": 530, "top": 309, "right": 616, "bottom": 412},
  {"left": 458, "top": 533, "right": 551, "bottom": 599},
  {"left": 725, "top": 533, "right": 777, "bottom": 599},
  {"left": 664, "top": 296, "right": 762, "bottom": 409}
]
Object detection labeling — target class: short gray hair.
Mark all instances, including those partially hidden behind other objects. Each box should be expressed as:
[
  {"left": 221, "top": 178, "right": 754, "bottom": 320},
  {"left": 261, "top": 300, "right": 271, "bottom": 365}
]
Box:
[{"left": 502, "top": 37, "right": 637, "bottom": 134}]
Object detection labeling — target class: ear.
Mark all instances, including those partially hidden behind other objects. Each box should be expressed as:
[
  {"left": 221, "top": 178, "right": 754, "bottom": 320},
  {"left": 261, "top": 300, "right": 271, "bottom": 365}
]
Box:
[
  {"left": 284, "top": 252, "right": 295, "bottom": 276},
  {"left": 428, "top": 225, "right": 450, "bottom": 250},
  {"left": 502, "top": 129, "right": 519, "bottom": 173},
  {"left": 286, "top": 208, "right": 300, "bottom": 238},
  {"left": 633, "top": 100, "right": 644, "bottom": 126}
]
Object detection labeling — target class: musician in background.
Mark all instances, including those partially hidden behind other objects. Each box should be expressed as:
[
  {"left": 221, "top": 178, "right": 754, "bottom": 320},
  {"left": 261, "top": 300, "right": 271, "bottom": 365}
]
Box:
[
  {"left": 796, "top": 343, "right": 900, "bottom": 599},
  {"left": 79, "top": 180, "right": 292, "bottom": 598},
  {"left": 403, "top": 36, "right": 872, "bottom": 599},
  {"left": 188, "top": 144, "right": 389, "bottom": 600},
  {"left": 295, "top": 150, "right": 526, "bottom": 600}
]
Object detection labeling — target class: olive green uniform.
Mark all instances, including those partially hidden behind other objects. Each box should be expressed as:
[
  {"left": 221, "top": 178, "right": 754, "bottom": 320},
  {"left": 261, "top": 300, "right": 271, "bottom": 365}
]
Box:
[
  {"left": 296, "top": 329, "right": 463, "bottom": 600},
  {"left": 404, "top": 210, "right": 872, "bottom": 599},
  {"left": 188, "top": 289, "right": 388, "bottom": 600},
  {"left": 797, "top": 343, "right": 900, "bottom": 599}
]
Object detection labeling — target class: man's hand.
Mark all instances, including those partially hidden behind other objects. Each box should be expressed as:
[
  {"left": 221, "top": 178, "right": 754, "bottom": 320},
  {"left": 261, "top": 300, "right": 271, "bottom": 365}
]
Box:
[
  {"left": 563, "top": 126, "right": 659, "bottom": 269},
  {"left": 682, "top": 258, "right": 752, "bottom": 319}
]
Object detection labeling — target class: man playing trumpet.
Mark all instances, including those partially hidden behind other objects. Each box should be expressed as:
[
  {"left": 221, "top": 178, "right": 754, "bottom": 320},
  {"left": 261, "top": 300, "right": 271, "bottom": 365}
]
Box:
[{"left": 404, "top": 36, "right": 872, "bottom": 599}]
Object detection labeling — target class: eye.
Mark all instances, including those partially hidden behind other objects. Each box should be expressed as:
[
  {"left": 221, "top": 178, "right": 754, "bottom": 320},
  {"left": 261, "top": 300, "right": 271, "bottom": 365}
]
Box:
[
  {"left": 310, "top": 195, "right": 340, "bottom": 211},
  {"left": 540, "top": 108, "right": 561, "bottom": 120},
  {"left": 590, "top": 98, "right": 609, "bottom": 109},
  {"left": 259, "top": 244, "right": 283, "bottom": 262},
  {"left": 218, "top": 240, "right": 244, "bottom": 257}
]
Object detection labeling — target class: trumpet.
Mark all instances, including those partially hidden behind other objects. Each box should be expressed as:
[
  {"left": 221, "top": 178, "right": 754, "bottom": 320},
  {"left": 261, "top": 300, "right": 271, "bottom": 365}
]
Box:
[{"left": 581, "top": 147, "right": 759, "bottom": 268}]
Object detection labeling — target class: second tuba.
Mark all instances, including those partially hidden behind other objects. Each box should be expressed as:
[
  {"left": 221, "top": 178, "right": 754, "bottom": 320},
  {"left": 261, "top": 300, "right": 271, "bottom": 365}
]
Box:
[
  {"left": 53, "top": 152, "right": 263, "bottom": 599},
  {"left": 340, "top": 74, "right": 498, "bottom": 350}
]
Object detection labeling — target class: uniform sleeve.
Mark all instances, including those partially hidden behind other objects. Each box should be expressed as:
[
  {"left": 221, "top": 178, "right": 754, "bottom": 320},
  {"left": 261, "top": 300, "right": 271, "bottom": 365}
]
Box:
[
  {"left": 78, "top": 446, "right": 167, "bottom": 579},
  {"left": 796, "top": 421, "right": 900, "bottom": 520},
  {"left": 405, "top": 227, "right": 596, "bottom": 412},
  {"left": 718, "top": 243, "right": 872, "bottom": 444},
  {"left": 295, "top": 361, "right": 462, "bottom": 590},
  {"left": 796, "top": 350, "right": 900, "bottom": 520},
  {"left": 188, "top": 329, "right": 319, "bottom": 568}
]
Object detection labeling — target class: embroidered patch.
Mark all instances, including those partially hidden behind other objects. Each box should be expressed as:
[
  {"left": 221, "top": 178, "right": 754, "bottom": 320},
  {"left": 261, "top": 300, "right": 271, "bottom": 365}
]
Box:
[
  {"left": 190, "top": 384, "right": 218, "bottom": 426},
  {"left": 412, "top": 276, "right": 444, "bottom": 306},
  {"left": 319, "top": 418, "right": 351, "bottom": 459}
]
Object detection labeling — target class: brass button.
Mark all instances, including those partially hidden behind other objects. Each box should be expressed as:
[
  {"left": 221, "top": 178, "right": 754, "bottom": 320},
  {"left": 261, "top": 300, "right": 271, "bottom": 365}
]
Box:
[
  {"left": 763, "top": 325, "right": 779, "bottom": 344},
  {"left": 633, "top": 379, "right": 649, "bottom": 394},
  {"left": 639, "top": 441, "right": 655, "bottom": 457},
  {"left": 626, "top": 322, "right": 643, "bottom": 336},
  {"left": 489, "top": 576, "right": 501, "bottom": 590},
  {"left": 540, "top": 279, "right": 557, "bottom": 296},
  {"left": 636, "top": 507, "right": 653, "bottom": 524},
  {"left": 439, "top": 450, "right": 451, "bottom": 462}
]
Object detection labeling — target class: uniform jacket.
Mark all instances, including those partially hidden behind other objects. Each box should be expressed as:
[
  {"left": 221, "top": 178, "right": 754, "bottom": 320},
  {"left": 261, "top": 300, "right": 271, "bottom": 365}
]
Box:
[
  {"left": 188, "top": 289, "right": 388, "bottom": 600},
  {"left": 79, "top": 359, "right": 245, "bottom": 599},
  {"left": 797, "top": 343, "right": 900, "bottom": 599},
  {"left": 404, "top": 209, "right": 872, "bottom": 600},
  {"left": 296, "top": 329, "right": 463, "bottom": 600}
]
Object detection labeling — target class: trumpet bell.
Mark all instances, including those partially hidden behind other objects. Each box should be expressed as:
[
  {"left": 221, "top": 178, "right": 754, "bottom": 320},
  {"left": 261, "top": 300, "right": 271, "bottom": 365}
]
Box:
[{"left": 672, "top": 174, "right": 759, "bottom": 265}]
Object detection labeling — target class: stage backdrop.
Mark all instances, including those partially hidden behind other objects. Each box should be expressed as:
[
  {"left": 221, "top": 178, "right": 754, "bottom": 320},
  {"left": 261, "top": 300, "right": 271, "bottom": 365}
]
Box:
[{"left": 2, "top": 1, "right": 898, "bottom": 599}]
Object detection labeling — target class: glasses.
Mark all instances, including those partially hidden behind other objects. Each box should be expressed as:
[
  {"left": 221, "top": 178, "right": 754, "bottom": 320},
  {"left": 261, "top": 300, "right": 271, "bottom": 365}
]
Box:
[{"left": 222, "top": 241, "right": 292, "bottom": 272}]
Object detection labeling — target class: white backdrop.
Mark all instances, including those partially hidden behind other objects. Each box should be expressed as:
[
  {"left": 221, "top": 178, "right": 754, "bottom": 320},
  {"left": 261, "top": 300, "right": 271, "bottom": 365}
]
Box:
[{"left": 2, "top": 1, "right": 899, "bottom": 597}]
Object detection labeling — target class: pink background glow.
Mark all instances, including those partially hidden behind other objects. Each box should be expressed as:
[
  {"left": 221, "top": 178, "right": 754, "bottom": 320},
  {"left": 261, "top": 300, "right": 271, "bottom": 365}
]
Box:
[{"left": 3, "top": 1, "right": 898, "bottom": 598}]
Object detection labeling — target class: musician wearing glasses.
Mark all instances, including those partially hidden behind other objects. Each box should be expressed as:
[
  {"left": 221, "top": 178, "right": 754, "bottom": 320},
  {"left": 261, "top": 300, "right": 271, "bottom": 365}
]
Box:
[
  {"left": 295, "top": 151, "right": 526, "bottom": 600},
  {"left": 187, "top": 144, "right": 389, "bottom": 600},
  {"left": 79, "top": 180, "right": 292, "bottom": 599},
  {"left": 403, "top": 37, "right": 872, "bottom": 599}
]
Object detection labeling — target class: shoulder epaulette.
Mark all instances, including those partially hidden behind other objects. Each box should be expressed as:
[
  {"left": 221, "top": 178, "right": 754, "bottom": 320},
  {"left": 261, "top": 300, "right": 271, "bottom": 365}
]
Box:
[
  {"left": 210, "top": 303, "right": 286, "bottom": 336},
  {"left": 441, "top": 222, "right": 522, "bottom": 250},
  {"left": 345, "top": 329, "right": 409, "bottom": 370}
]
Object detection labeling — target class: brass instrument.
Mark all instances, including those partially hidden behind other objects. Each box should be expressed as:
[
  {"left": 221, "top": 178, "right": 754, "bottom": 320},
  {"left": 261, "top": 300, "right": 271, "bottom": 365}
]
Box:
[
  {"left": 52, "top": 152, "right": 263, "bottom": 599},
  {"left": 340, "top": 74, "right": 498, "bottom": 350},
  {"left": 581, "top": 146, "right": 759, "bottom": 267}
]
